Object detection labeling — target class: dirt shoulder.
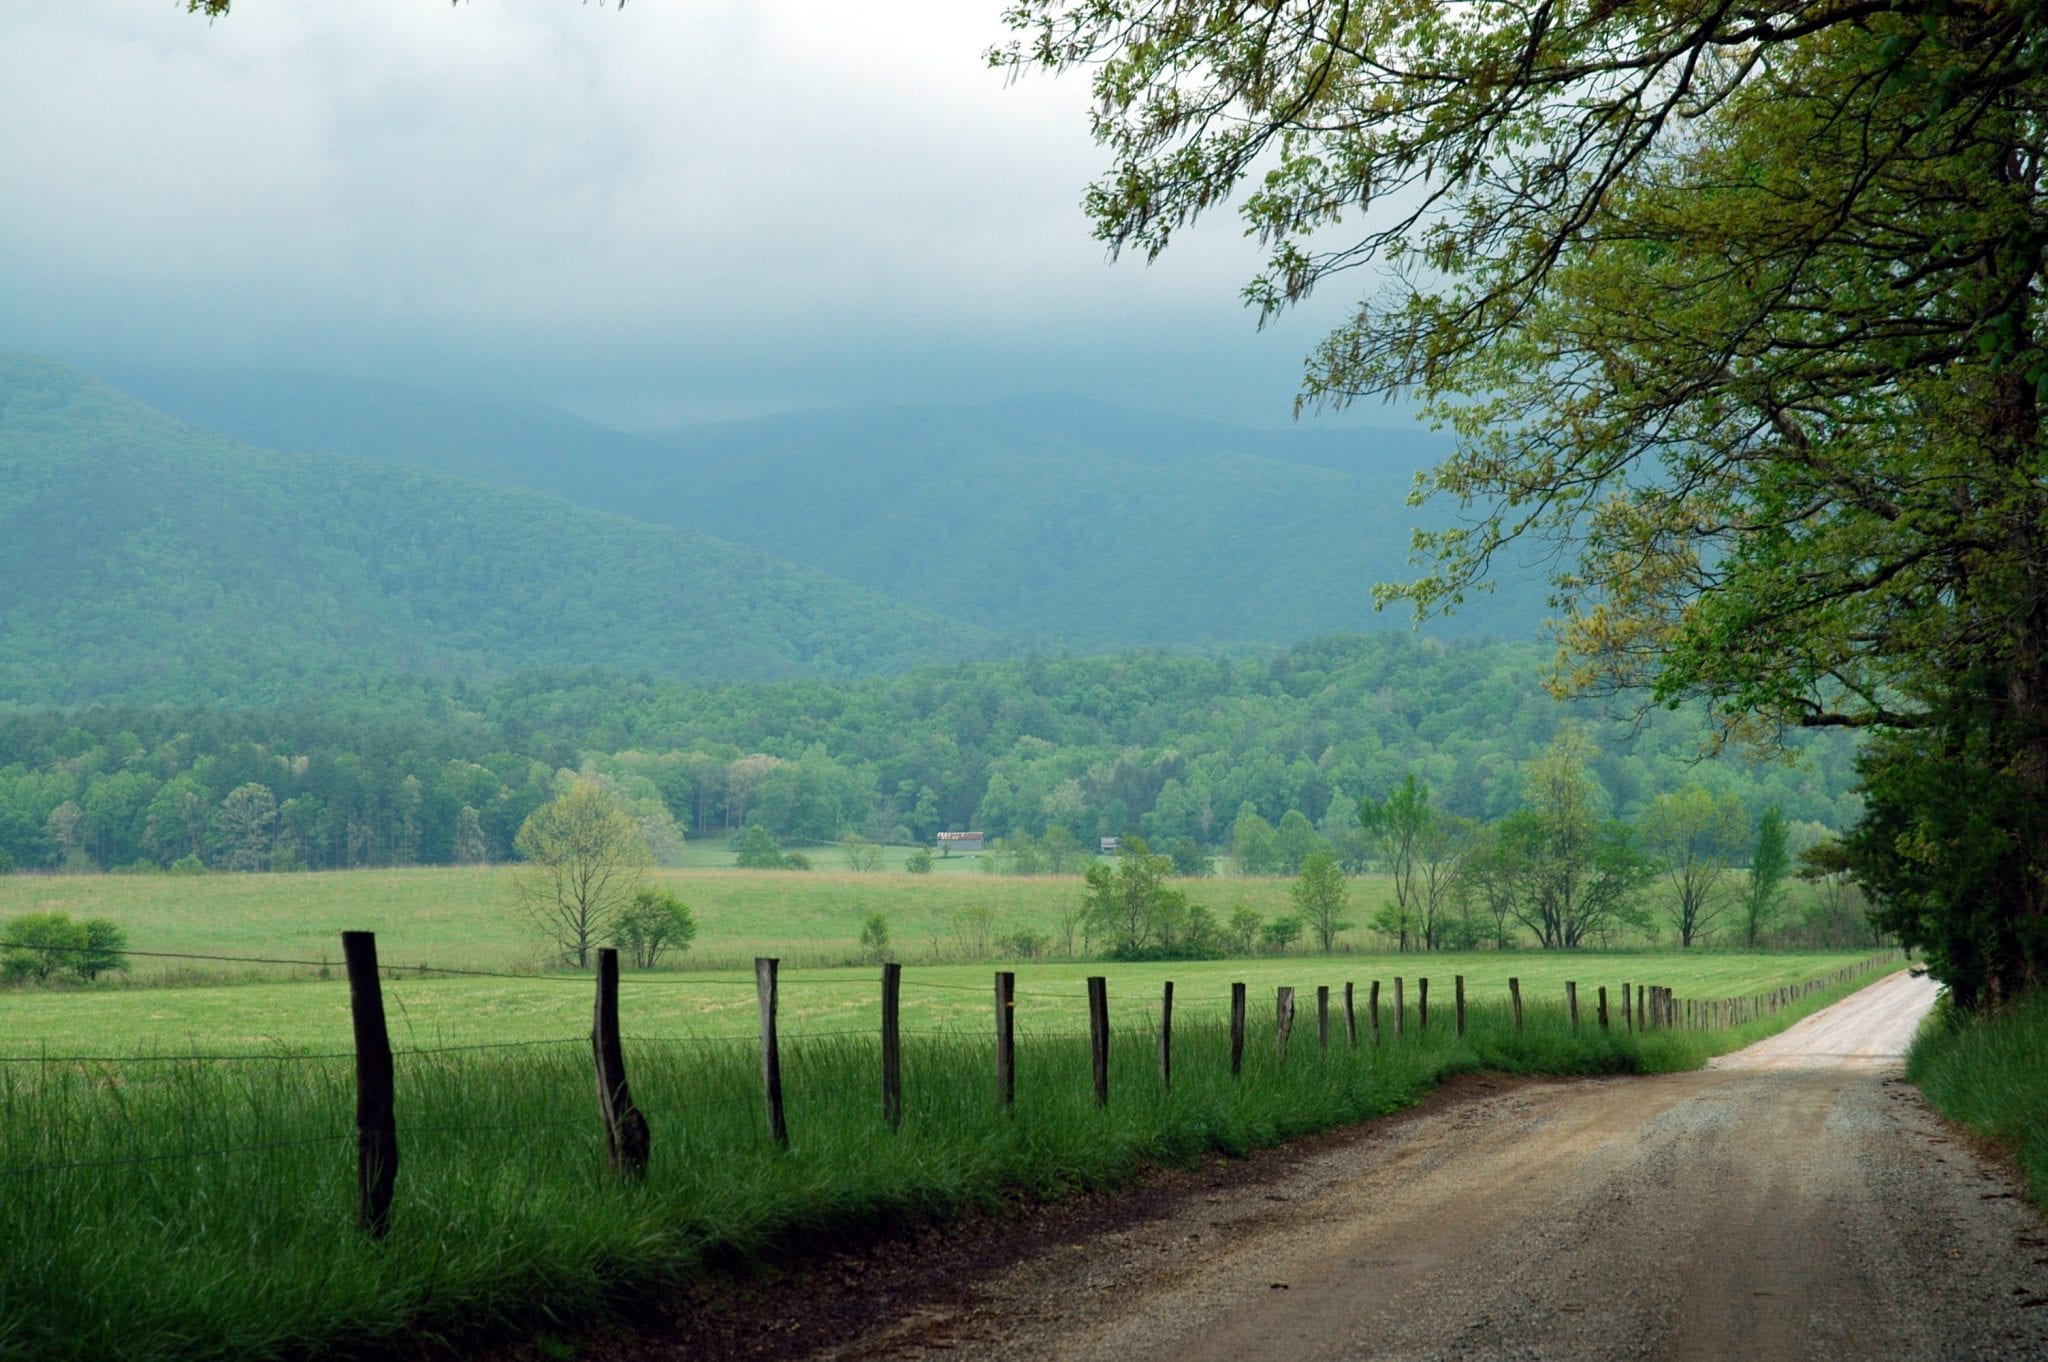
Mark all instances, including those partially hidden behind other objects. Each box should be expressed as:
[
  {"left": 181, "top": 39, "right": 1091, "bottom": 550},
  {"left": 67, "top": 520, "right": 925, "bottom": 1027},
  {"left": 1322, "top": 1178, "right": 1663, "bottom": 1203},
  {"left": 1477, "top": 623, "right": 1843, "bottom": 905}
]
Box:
[{"left": 544, "top": 976, "right": 2048, "bottom": 1361}]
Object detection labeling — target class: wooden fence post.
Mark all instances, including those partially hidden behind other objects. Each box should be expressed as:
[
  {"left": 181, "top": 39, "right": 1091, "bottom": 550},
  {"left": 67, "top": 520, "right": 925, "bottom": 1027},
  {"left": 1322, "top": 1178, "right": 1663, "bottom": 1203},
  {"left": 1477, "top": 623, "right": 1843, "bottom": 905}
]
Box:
[
  {"left": 881, "top": 962, "right": 903, "bottom": 1131},
  {"left": 1455, "top": 975, "right": 1466, "bottom": 1038},
  {"left": 1317, "top": 985, "right": 1330, "bottom": 1050},
  {"left": 1230, "top": 981, "right": 1247, "bottom": 1076},
  {"left": 1369, "top": 980, "right": 1382, "bottom": 1047},
  {"left": 1393, "top": 977, "right": 1405, "bottom": 1041},
  {"left": 1596, "top": 985, "right": 1609, "bottom": 1032},
  {"left": 1159, "top": 981, "right": 1174, "bottom": 1093},
  {"left": 1622, "top": 982, "right": 1633, "bottom": 1034},
  {"left": 995, "top": 971, "right": 1016, "bottom": 1109},
  {"left": 343, "top": 931, "right": 397, "bottom": 1239},
  {"left": 1344, "top": 982, "right": 1358, "bottom": 1048},
  {"left": 1275, "top": 986, "right": 1296, "bottom": 1059},
  {"left": 592, "top": 947, "right": 650, "bottom": 1178},
  {"left": 1509, "top": 976, "right": 1523, "bottom": 1034},
  {"left": 1567, "top": 981, "right": 1579, "bottom": 1031},
  {"left": 1088, "top": 975, "right": 1110, "bottom": 1108},
  {"left": 756, "top": 957, "right": 787, "bottom": 1147},
  {"left": 1418, "top": 977, "right": 1430, "bottom": 1033}
]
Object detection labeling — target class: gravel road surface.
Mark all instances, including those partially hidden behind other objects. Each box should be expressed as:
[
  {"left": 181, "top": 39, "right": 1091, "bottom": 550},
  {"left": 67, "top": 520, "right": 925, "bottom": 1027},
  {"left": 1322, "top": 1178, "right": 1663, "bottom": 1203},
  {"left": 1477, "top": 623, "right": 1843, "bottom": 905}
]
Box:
[{"left": 814, "top": 970, "right": 2048, "bottom": 1361}]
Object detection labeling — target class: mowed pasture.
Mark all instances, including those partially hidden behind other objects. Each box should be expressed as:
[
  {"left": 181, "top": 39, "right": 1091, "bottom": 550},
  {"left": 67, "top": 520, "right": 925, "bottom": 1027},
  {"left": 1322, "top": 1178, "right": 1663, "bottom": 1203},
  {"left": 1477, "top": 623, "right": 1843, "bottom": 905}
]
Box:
[{"left": 0, "top": 863, "right": 1309, "bottom": 975}]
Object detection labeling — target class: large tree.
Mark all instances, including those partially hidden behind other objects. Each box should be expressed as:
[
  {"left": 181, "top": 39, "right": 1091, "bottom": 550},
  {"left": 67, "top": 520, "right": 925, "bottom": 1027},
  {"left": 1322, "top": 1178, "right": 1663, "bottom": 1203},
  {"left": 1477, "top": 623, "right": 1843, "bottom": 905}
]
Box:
[
  {"left": 1640, "top": 786, "right": 1750, "bottom": 947},
  {"left": 999, "top": 1, "right": 2048, "bottom": 1006},
  {"left": 514, "top": 780, "right": 651, "bottom": 969}
]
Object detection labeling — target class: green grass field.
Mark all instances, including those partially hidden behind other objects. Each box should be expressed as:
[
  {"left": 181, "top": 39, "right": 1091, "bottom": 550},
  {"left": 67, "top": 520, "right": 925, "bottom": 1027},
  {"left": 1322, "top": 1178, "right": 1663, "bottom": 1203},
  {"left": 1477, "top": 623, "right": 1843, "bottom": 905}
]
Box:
[
  {"left": 0, "top": 863, "right": 1310, "bottom": 977},
  {"left": 0, "top": 948, "right": 1889, "bottom": 1056},
  {"left": 0, "top": 955, "right": 1904, "bottom": 1362}
]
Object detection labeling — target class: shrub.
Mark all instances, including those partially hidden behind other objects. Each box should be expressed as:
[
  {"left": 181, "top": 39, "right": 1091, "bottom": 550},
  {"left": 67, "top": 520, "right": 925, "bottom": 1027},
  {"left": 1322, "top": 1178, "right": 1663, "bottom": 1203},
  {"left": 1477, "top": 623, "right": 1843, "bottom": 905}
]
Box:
[
  {"left": 858, "top": 912, "right": 891, "bottom": 962},
  {"left": 611, "top": 890, "right": 697, "bottom": 969},
  {"left": 1, "top": 912, "right": 87, "bottom": 983},
  {"left": 733, "top": 825, "right": 786, "bottom": 869},
  {"left": 904, "top": 847, "right": 934, "bottom": 874},
  {"left": 170, "top": 854, "right": 206, "bottom": 875}
]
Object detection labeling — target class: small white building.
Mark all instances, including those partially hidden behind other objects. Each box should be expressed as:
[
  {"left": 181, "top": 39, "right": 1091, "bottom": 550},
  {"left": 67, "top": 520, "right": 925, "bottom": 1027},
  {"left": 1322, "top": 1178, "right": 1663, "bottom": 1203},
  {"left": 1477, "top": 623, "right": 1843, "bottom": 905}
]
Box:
[
  {"left": 937, "top": 830, "right": 985, "bottom": 854},
  {"left": 1099, "top": 836, "right": 1121, "bottom": 856}
]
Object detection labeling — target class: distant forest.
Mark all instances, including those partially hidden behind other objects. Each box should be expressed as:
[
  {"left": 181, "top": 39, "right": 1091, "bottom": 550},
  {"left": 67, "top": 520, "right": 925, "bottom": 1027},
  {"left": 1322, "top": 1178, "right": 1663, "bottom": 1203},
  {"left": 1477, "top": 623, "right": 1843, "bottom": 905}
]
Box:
[{"left": 0, "top": 634, "right": 1860, "bottom": 876}]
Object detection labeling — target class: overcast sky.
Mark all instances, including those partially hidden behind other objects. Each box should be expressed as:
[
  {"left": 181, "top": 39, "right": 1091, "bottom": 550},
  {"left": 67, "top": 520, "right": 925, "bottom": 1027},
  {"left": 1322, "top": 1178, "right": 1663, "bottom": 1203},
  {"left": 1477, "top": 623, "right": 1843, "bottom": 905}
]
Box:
[{"left": 0, "top": 0, "right": 1409, "bottom": 431}]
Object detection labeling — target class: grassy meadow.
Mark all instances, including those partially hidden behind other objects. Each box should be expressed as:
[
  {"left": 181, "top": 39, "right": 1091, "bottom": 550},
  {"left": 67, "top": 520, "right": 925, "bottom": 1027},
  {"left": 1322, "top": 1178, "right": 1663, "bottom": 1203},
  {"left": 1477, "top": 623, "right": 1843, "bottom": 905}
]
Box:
[{"left": 0, "top": 953, "right": 1904, "bottom": 1362}]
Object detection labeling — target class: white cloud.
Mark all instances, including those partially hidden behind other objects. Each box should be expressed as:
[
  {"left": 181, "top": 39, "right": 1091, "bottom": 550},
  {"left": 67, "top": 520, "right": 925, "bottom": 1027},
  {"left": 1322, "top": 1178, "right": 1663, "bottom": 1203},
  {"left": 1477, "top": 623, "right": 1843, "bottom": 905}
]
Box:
[{"left": 0, "top": 0, "right": 1357, "bottom": 423}]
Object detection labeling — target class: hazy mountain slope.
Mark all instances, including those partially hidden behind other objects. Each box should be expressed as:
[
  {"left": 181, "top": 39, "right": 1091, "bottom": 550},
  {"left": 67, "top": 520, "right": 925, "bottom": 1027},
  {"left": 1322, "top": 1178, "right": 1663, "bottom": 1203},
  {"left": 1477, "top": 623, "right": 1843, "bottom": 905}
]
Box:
[
  {"left": 0, "top": 356, "right": 994, "bottom": 705},
  {"left": 111, "top": 368, "right": 1552, "bottom": 645}
]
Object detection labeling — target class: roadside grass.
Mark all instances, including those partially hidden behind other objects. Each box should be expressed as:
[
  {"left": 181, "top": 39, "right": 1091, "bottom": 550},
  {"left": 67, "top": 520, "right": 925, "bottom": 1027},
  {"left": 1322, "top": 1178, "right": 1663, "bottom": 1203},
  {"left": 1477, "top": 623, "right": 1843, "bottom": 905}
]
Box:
[
  {"left": 0, "top": 957, "right": 1905, "bottom": 1362},
  {"left": 0, "top": 950, "right": 1890, "bottom": 1054},
  {"left": 1906, "top": 990, "right": 2048, "bottom": 1208}
]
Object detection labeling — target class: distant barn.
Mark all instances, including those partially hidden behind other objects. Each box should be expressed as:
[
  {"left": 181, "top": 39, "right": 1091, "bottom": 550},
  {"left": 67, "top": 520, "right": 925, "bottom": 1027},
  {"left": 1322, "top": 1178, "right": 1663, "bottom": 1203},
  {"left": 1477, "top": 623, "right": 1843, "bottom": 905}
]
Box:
[
  {"left": 1099, "top": 836, "right": 1120, "bottom": 855},
  {"left": 937, "top": 831, "right": 985, "bottom": 854}
]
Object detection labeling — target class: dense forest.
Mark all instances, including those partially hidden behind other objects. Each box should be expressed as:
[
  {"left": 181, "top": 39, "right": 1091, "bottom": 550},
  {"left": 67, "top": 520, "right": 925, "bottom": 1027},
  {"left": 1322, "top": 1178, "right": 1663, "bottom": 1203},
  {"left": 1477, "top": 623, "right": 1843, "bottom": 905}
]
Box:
[
  {"left": 0, "top": 355, "right": 994, "bottom": 705},
  {"left": 0, "top": 634, "right": 1860, "bottom": 878},
  {"left": 111, "top": 366, "right": 1553, "bottom": 646}
]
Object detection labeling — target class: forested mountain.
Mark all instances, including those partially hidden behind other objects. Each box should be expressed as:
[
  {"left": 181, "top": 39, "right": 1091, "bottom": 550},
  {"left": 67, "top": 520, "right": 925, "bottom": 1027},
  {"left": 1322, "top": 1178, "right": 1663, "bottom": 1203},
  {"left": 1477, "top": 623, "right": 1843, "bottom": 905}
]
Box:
[
  {"left": 109, "top": 366, "right": 1550, "bottom": 647},
  {"left": 0, "top": 634, "right": 1861, "bottom": 876},
  {"left": 0, "top": 355, "right": 995, "bottom": 705}
]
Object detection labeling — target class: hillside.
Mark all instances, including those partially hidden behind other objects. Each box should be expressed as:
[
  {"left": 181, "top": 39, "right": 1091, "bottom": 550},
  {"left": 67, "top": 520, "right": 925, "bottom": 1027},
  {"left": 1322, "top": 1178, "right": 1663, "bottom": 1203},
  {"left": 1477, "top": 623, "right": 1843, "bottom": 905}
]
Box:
[
  {"left": 109, "top": 367, "right": 1553, "bottom": 646},
  {"left": 0, "top": 356, "right": 995, "bottom": 705}
]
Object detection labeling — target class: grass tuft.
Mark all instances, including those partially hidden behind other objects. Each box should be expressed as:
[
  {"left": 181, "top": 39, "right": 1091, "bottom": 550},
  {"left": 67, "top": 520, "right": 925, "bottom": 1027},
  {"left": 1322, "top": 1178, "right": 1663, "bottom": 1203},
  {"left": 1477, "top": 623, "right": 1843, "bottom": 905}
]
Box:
[{"left": 1907, "top": 989, "right": 2048, "bottom": 1208}]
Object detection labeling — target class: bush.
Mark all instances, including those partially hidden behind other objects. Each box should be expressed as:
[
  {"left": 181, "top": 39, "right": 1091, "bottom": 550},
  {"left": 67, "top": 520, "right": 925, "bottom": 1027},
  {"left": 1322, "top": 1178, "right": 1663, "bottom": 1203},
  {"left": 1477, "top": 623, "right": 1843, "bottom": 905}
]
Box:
[
  {"left": 1002, "top": 929, "right": 1049, "bottom": 959},
  {"left": 170, "top": 854, "right": 206, "bottom": 876},
  {"left": 782, "top": 851, "right": 811, "bottom": 871},
  {"left": 1, "top": 913, "right": 87, "bottom": 983},
  {"left": 734, "top": 825, "right": 787, "bottom": 869},
  {"left": 904, "top": 847, "right": 934, "bottom": 874},
  {"left": 76, "top": 918, "right": 130, "bottom": 980},
  {"left": 858, "top": 912, "right": 891, "bottom": 962},
  {"left": 611, "top": 890, "right": 696, "bottom": 968}
]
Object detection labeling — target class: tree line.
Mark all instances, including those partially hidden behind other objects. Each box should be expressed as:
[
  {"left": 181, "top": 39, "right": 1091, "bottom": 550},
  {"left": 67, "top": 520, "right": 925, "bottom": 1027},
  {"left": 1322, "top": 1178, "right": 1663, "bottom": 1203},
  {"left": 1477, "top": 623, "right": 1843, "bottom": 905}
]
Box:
[{"left": 0, "top": 635, "right": 1861, "bottom": 878}]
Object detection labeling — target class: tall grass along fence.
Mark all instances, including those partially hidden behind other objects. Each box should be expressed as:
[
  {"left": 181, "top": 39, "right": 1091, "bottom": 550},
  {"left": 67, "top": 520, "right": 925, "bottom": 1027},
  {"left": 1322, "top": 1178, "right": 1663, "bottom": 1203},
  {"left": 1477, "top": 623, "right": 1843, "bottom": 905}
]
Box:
[{"left": 0, "top": 937, "right": 1904, "bottom": 1362}]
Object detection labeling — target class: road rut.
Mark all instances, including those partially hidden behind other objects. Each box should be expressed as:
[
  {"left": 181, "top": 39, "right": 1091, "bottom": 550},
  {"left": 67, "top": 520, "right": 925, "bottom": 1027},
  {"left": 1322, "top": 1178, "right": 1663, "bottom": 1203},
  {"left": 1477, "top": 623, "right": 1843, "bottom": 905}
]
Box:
[{"left": 827, "top": 971, "right": 2048, "bottom": 1361}]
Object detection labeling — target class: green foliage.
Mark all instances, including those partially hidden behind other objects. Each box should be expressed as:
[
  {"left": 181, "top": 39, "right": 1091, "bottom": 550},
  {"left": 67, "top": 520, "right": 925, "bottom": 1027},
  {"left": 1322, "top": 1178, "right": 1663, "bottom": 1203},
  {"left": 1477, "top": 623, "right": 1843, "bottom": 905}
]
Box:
[
  {"left": 1081, "top": 837, "right": 1193, "bottom": 957},
  {"left": 1258, "top": 913, "right": 1304, "bottom": 954},
  {"left": 611, "top": 889, "right": 696, "bottom": 969},
  {"left": 1745, "top": 807, "right": 1790, "bottom": 950},
  {"left": 1640, "top": 786, "right": 1749, "bottom": 948},
  {"left": 514, "top": 782, "right": 651, "bottom": 969},
  {"left": 0, "top": 356, "right": 992, "bottom": 708},
  {"left": 1164, "top": 836, "right": 1212, "bottom": 877},
  {"left": 169, "top": 855, "right": 206, "bottom": 876},
  {"left": 1, "top": 912, "right": 86, "bottom": 983},
  {"left": 733, "top": 825, "right": 787, "bottom": 870},
  {"left": 903, "top": 847, "right": 934, "bottom": 875},
  {"left": 1290, "top": 851, "right": 1350, "bottom": 953},
  {"left": 857, "top": 912, "right": 891, "bottom": 962},
  {"left": 1227, "top": 901, "right": 1261, "bottom": 954},
  {"left": 1909, "top": 992, "right": 2048, "bottom": 1208},
  {"left": 781, "top": 851, "right": 812, "bottom": 871},
  {"left": 76, "top": 918, "right": 130, "bottom": 981},
  {"left": 839, "top": 833, "right": 883, "bottom": 873},
  {"left": 998, "top": 0, "right": 2048, "bottom": 1006}
]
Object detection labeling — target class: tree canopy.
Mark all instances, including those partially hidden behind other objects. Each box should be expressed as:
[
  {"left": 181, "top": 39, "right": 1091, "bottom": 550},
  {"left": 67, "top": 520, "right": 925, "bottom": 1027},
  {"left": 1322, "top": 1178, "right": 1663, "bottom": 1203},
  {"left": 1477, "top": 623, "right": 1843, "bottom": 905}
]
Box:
[{"left": 999, "top": 0, "right": 2048, "bottom": 1007}]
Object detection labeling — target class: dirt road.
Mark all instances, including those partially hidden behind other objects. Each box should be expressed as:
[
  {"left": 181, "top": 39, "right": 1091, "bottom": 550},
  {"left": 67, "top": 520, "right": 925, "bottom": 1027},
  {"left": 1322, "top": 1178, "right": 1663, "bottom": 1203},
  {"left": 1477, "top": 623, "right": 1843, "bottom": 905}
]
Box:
[{"left": 814, "top": 970, "right": 2048, "bottom": 1361}]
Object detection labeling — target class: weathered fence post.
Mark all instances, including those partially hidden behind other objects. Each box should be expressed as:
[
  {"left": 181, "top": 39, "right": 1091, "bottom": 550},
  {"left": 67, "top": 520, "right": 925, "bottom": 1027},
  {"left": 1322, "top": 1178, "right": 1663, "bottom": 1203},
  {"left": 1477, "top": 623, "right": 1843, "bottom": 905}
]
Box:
[
  {"left": 995, "top": 970, "right": 1016, "bottom": 1109},
  {"left": 881, "top": 961, "right": 903, "bottom": 1130},
  {"left": 1596, "top": 984, "right": 1609, "bottom": 1033},
  {"left": 1159, "top": 980, "right": 1174, "bottom": 1093},
  {"left": 1088, "top": 975, "right": 1110, "bottom": 1108},
  {"left": 343, "top": 931, "right": 397, "bottom": 1239},
  {"left": 1275, "top": 986, "right": 1296, "bottom": 1059},
  {"left": 1509, "top": 976, "right": 1523, "bottom": 1034},
  {"left": 1622, "top": 982, "right": 1633, "bottom": 1034},
  {"left": 1394, "top": 977, "right": 1405, "bottom": 1041},
  {"left": 1230, "top": 981, "right": 1247, "bottom": 1076},
  {"left": 756, "top": 957, "right": 787, "bottom": 1146},
  {"left": 1345, "top": 982, "right": 1358, "bottom": 1048},
  {"left": 1567, "top": 981, "right": 1579, "bottom": 1031},
  {"left": 1455, "top": 975, "right": 1466, "bottom": 1038},
  {"left": 1418, "top": 977, "right": 1430, "bottom": 1033},
  {"left": 1369, "top": 980, "right": 1382, "bottom": 1047},
  {"left": 1317, "top": 985, "right": 1330, "bottom": 1050},
  {"left": 592, "top": 946, "right": 650, "bottom": 1178}
]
